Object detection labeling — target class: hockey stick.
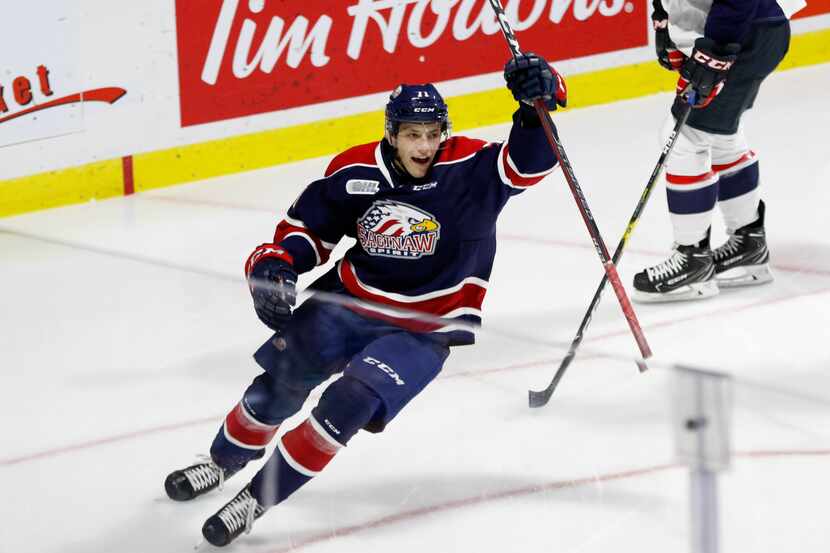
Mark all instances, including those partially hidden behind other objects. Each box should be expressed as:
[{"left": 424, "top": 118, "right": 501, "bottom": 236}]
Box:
[
  {"left": 485, "top": 0, "right": 652, "bottom": 364},
  {"left": 528, "top": 100, "right": 695, "bottom": 408}
]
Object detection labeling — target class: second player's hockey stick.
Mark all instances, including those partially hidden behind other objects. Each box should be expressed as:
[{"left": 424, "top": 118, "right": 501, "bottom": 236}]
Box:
[
  {"left": 528, "top": 99, "right": 695, "bottom": 408},
  {"left": 485, "top": 0, "right": 653, "bottom": 374}
]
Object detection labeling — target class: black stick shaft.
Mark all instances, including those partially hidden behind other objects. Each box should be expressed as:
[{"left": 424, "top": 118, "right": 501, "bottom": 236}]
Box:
[
  {"left": 485, "top": 0, "right": 652, "bottom": 363},
  {"left": 528, "top": 102, "right": 693, "bottom": 408}
]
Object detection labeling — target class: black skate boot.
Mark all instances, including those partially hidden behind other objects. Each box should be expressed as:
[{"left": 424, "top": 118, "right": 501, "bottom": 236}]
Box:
[
  {"left": 633, "top": 233, "right": 718, "bottom": 303},
  {"left": 202, "top": 484, "right": 267, "bottom": 547},
  {"left": 713, "top": 200, "right": 773, "bottom": 287},
  {"left": 165, "top": 457, "right": 232, "bottom": 501}
]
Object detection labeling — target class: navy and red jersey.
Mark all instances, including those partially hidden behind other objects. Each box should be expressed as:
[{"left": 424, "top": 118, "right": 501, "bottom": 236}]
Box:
[
  {"left": 261, "top": 113, "right": 558, "bottom": 345},
  {"left": 657, "top": 0, "right": 793, "bottom": 48},
  {"left": 704, "top": 0, "right": 788, "bottom": 45}
]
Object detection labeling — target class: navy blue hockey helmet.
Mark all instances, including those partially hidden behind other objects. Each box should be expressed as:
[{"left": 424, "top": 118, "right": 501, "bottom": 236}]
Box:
[{"left": 385, "top": 83, "right": 451, "bottom": 138}]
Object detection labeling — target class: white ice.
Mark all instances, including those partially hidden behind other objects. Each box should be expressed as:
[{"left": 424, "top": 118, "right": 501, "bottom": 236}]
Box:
[{"left": 1, "top": 64, "right": 829, "bottom": 553}]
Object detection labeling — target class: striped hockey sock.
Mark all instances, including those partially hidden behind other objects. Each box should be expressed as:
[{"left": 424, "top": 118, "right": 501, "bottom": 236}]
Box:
[
  {"left": 249, "top": 416, "right": 342, "bottom": 508},
  {"left": 210, "top": 401, "right": 280, "bottom": 473}
]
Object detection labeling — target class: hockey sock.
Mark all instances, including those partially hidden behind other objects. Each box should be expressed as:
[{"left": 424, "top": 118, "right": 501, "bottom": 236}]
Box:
[
  {"left": 715, "top": 155, "right": 760, "bottom": 232},
  {"left": 665, "top": 123, "right": 718, "bottom": 246},
  {"left": 248, "top": 416, "right": 338, "bottom": 508},
  {"left": 250, "top": 376, "right": 382, "bottom": 508},
  {"left": 210, "top": 401, "right": 279, "bottom": 473},
  {"left": 666, "top": 169, "right": 719, "bottom": 246}
]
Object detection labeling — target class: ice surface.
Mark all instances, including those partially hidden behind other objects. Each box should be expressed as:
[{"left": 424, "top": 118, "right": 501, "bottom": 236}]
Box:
[{"left": 1, "top": 64, "right": 829, "bottom": 553}]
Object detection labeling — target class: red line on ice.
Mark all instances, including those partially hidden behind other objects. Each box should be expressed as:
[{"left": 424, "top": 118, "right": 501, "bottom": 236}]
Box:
[
  {"left": 3, "top": 283, "right": 829, "bottom": 467},
  {"left": 261, "top": 450, "right": 830, "bottom": 553},
  {"left": 0, "top": 415, "right": 220, "bottom": 467}
]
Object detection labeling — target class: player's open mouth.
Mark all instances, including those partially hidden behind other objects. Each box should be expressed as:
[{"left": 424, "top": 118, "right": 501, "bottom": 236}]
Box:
[{"left": 412, "top": 156, "right": 431, "bottom": 165}]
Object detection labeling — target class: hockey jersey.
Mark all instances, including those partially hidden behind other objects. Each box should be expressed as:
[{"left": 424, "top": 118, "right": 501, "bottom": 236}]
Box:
[
  {"left": 662, "top": 0, "right": 802, "bottom": 53},
  {"left": 268, "top": 113, "right": 558, "bottom": 345}
]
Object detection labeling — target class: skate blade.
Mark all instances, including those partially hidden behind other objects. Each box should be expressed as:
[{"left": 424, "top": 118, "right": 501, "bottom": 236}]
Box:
[
  {"left": 716, "top": 264, "right": 774, "bottom": 288},
  {"left": 633, "top": 280, "right": 719, "bottom": 304}
]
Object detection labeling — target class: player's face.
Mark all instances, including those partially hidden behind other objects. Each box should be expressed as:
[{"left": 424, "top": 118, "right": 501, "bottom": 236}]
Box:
[{"left": 390, "top": 122, "right": 442, "bottom": 178}]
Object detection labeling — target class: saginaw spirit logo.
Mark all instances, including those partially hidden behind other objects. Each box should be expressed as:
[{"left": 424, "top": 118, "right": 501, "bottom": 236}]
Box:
[{"left": 357, "top": 200, "right": 440, "bottom": 259}]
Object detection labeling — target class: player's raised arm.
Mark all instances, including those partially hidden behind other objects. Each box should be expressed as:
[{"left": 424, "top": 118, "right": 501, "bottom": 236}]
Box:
[{"left": 498, "top": 52, "right": 564, "bottom": 190}]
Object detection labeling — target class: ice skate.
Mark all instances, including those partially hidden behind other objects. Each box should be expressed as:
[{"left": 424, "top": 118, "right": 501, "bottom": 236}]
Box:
[
  {"left": 164, "top": 457, "right": 231, "bottom": 501},
  {"left": 633, "top": 235, "right": 718, "bottom": 303},
  {"left": 714, "top": 200, "right": 773, "bottom": 288},
  {"left": 201, "top": 484, "right": 267, "bottom": 547}
]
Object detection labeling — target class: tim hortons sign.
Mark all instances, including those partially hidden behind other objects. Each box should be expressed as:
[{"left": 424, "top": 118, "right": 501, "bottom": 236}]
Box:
[{"left": 175, "top": 0, "right": 647, "bottom": 126}]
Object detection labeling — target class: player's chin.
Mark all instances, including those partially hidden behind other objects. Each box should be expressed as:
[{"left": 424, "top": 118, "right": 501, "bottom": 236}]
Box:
[{"left": 408, "top": 156, "right": 433, "bottom": 177}]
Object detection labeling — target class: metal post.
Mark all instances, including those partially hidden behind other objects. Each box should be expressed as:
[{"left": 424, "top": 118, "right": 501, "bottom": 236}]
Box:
[
  {"left": 671, "top": 365, "right": 733, "bottom": 553},
  {"left": 690, "top": 468, "right": 720, "bottom": 553}
]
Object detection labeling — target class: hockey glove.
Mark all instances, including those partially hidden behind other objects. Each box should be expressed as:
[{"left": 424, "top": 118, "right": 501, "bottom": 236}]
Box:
[
  {"left": 677, "top": 37, "right": 740, "bottom": 109},
  {"left": 504, "top": 52, "right": 567, "bottom": 112},
  {"left": 245, "top": 244, "right": 298, "bottom": 332},
  {"left": 652, "top": 1, "right": 684, "bottom": 71}
]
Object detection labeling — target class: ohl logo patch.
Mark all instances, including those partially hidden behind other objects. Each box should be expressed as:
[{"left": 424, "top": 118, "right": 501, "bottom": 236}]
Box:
[{"left": 357, "top": 200, "right": 440, "bottom": 259}]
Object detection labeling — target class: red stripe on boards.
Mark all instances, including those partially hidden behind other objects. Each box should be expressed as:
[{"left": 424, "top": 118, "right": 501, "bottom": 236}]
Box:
[{"left": 122, "top": 155, "right": 134, "bottom": 195}]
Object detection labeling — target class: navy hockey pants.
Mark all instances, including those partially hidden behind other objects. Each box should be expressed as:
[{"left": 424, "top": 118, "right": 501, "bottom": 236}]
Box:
[
  {"left": 247, "top": 297, "right": 449, "bottom": 432},
  {"left": 672, "top": 20, "right": 790, "bottom": 135}
]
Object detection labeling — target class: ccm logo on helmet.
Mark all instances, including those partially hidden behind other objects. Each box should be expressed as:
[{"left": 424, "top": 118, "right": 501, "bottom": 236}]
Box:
[{"left": 413, "top": 107, "right": 436, "bottom": 112}]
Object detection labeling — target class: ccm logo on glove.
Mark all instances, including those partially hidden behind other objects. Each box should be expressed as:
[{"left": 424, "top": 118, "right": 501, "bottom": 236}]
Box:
[{"left": 691, "top": 51, "right": 734, "bottom": 71}]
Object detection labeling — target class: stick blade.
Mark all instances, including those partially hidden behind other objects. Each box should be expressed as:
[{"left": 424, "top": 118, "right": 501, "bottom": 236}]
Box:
[{"left": 528, "top": 387, "right": 553, "bottom": 408}]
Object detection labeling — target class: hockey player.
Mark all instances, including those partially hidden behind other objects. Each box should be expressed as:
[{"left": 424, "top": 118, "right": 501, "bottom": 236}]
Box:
[
  {"left": 164, "top": 53, "right": 567, "bottom": 547},
  {"left": 632, "top": 0, "right": 803, "bottom": 302}
]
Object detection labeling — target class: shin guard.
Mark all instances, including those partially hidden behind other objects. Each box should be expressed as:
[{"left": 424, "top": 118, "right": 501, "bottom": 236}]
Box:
[
  {"left": 210, "top": 401, "right": 279, "bottom": 473},
  {"left": 250, "top": 376, "right": 381, "bottom": 507}
]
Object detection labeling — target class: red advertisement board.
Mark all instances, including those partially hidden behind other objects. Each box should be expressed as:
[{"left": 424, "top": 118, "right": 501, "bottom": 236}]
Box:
[
  {"left": 175, "top": 0, "right": 648, "bottom": 127},
  {"left": 793, "top": 0, "right": 830, "bottom": 18}
]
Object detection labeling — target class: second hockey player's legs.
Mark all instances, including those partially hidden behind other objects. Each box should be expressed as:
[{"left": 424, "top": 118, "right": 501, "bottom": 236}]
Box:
[
  {"left": 711, "top": 130, "right": 773, "bottom": 287},
  {"left": 633, "top": 21, "right": 789, "bottom": 303},
  {"left": 633, "top": 123, "right": 718, "bottom": 303}
]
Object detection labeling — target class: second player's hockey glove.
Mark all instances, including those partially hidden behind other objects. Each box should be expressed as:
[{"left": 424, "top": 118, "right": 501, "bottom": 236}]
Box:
[
  {"left": 652, "top": 0, "right": 684, "bottom": 70},
  {"left": 677, "top": 37, "right": 740, "bottom": 108},
  {"left": 245, "top": 244, "right": 298, "bottom": 332}
]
